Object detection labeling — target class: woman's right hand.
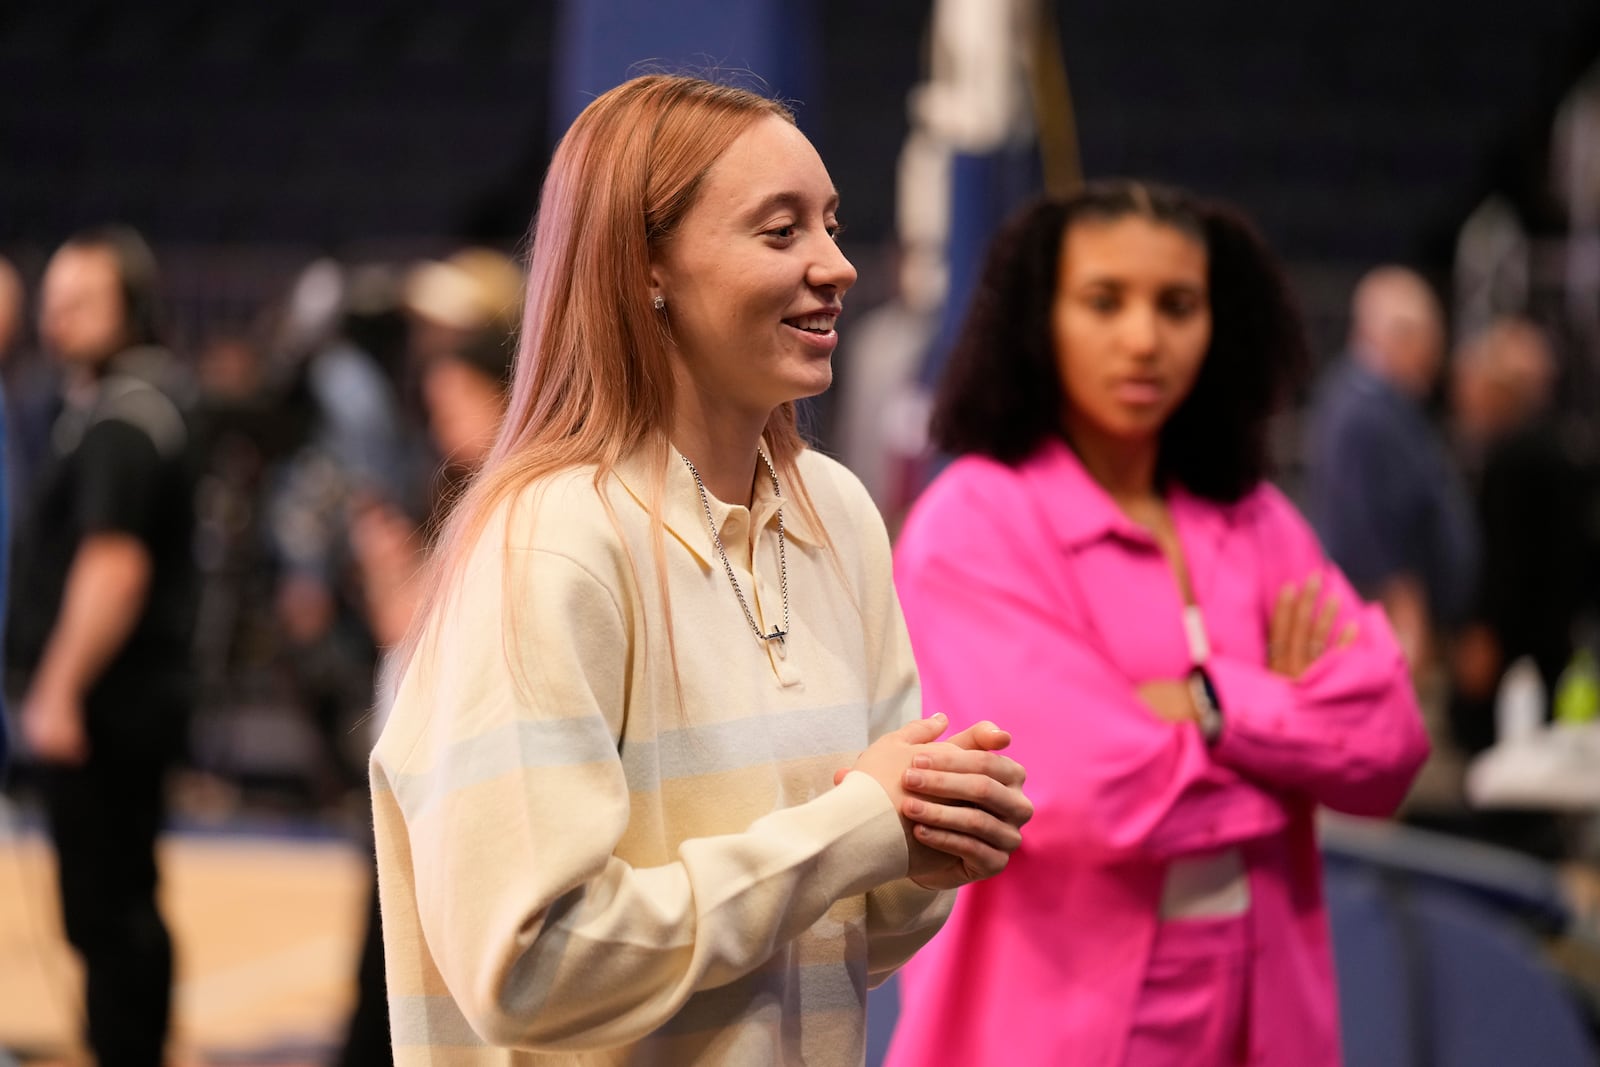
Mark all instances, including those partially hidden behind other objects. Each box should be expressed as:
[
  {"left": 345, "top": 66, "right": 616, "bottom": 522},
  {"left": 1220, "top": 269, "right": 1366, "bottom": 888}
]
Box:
[{"left": 1269, "top": 572, "right": 1358, "bottom": 679}]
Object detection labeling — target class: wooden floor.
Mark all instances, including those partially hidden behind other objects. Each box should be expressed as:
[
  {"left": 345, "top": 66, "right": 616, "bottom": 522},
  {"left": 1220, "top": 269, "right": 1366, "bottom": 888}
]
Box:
[{"left": 0, "top": 809, "right": 369, "bottom": 1066}]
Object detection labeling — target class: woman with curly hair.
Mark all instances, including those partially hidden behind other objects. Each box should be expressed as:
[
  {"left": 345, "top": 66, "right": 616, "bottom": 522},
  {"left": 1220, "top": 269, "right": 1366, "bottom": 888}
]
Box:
[{"left": 886, "top": 182, "right": 1428, "bottom": 1066}]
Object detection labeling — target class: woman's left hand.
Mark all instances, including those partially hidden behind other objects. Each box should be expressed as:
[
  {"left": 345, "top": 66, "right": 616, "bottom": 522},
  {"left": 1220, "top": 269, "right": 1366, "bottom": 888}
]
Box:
[
  {"left": 834, "top": 721, "right": 1033, "bottom": 888},
  {"left": 899, "top": 722, "right": 1034, "bottom": 889}
]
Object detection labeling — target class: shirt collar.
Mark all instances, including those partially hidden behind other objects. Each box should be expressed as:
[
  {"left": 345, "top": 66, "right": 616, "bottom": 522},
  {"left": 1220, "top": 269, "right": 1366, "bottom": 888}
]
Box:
[
  {"left": 1019, "top": 438, "right": 1143, "bottom": 550},
  {"left": 1017, "top": 437, "right": 1231, "bottom": 553},
  {"left": 610, "top": 440, "right": 824, "bottom": 566}
]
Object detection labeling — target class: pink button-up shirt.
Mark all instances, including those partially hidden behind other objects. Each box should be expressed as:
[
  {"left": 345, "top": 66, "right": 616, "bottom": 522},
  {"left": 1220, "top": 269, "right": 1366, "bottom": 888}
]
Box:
[{"left": 886, "top": 441, "right": 1429, "bottom": 1067}]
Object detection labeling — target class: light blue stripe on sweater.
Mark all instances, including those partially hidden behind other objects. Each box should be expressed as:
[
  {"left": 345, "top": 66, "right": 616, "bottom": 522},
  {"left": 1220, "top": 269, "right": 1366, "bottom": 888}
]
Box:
[{"left": 390, "top": 689, "right": 916, "bottom": 818}]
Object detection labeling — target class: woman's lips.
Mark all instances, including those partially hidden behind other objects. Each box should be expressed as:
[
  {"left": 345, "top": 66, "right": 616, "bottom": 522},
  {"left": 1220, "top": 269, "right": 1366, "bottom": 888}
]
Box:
[
  {"left": 1111, "top": 379, "right": 1164, "bottom": 406},
  {"left": 782, "top": 320, "right": 839, "bottom": 351}
]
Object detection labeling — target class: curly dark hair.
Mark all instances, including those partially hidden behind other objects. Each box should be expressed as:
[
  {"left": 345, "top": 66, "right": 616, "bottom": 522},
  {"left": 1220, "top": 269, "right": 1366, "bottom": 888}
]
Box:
[{"left": 930, "top": 180, "right": 1309, "bottom": 502}]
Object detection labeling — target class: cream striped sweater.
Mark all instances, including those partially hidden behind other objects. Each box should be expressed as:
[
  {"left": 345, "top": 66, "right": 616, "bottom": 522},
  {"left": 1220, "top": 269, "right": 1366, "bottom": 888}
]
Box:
[{"left": 371, "top": 445, "right": 951, "bottom": 1065}]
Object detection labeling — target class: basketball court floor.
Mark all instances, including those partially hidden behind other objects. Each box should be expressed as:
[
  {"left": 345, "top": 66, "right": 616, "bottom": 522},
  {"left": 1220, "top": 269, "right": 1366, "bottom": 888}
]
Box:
[{"left": 0, "top": 799, "right": 368, "bottom": 1066}]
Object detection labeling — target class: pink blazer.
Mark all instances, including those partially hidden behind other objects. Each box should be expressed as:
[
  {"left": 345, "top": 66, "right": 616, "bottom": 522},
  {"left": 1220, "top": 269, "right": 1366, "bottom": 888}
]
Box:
[{"left": 886, "top": 441, "right": 1429, "bottom": 1067}]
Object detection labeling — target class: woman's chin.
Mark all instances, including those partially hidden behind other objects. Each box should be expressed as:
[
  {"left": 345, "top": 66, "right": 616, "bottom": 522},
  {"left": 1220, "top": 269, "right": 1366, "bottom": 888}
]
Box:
[{"left": 783, "top": 364, "right": 835, "bottom": 403}]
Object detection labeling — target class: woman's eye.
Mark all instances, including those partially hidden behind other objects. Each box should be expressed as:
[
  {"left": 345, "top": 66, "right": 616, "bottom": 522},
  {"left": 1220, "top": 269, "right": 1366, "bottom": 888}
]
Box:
[
  {"left": 1086, "top": 294, "right": 1119, "bottom": 313},
  {"left": 766, "top": 225, "right": 797, "bottom": 240},
  {"left": 827, "top": 222, "right": 846, "bottom": 242}
]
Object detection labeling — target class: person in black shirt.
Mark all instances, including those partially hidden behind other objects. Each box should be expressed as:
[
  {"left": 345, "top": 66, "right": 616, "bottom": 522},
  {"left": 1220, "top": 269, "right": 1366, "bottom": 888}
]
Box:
[{"left": 10, "top": 226, "right": 195, "bottom": 1067}]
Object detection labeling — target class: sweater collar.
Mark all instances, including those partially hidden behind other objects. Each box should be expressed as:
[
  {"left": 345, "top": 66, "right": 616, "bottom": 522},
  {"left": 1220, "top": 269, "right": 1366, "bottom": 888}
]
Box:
[{"left": 611, "top": 440, "right": 824, "bottom": 566}]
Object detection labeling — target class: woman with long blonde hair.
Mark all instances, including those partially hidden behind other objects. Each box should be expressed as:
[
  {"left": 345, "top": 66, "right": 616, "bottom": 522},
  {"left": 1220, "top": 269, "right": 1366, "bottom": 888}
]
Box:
[{"left": 369, "top": 74, "right": 1033, "bottom": 1064}]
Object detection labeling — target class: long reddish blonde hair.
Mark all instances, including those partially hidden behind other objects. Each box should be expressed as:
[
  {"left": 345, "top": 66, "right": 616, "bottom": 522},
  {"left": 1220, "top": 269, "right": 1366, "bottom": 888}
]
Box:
[{"left": 397, "top": 75, "right": 827, "bottom": 685}]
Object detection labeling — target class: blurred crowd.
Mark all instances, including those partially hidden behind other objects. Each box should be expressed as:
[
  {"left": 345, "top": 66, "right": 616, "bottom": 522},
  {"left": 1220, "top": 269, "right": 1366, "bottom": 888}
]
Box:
[
  {"left": 1297, "top": 265, "right": 1600, "bottom": 862},
  {"left": 1, "top": 240, "right": 524, "bottom": 815},
  {"left": 0, "top": 233, "right": 529, "bottom": 1065}
]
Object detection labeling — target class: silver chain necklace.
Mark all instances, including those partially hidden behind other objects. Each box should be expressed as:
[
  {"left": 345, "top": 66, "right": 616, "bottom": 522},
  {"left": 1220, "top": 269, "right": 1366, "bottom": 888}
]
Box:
[{"left": 682, "top": 451, "right": 790, "bottom": 646}]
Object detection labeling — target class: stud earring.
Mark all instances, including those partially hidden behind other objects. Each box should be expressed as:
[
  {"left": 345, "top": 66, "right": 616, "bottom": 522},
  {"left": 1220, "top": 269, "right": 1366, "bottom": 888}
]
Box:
[{"left": 652, "top": 294, "right": 665, "bottom": 310}]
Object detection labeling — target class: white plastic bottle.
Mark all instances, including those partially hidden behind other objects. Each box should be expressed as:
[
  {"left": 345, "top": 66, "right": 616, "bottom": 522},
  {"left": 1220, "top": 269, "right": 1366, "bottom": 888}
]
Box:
[{"left": 1495, "top": 655, "right": 1546, "bottom": 744}]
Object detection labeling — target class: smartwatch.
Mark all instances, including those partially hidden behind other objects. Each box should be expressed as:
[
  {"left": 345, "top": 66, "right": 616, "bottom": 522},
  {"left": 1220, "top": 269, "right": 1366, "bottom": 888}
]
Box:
[{"left": 1188, "top": 667, "right": 1224, "bottom": 745}]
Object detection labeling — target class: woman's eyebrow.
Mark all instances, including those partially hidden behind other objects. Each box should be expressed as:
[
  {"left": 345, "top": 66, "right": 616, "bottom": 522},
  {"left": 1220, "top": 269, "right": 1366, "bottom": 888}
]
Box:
[{"left": 740, "top": 189, "right": 841, "bottom": 223}]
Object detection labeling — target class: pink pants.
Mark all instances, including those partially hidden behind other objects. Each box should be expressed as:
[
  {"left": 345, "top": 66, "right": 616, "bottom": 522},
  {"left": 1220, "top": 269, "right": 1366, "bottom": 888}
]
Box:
[{"left": 1122, "top": 913, "right": 1252, "bottom": 1066}]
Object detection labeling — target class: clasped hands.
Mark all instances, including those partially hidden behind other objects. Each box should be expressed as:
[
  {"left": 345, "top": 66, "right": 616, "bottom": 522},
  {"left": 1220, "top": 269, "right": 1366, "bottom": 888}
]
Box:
[{"left": 839, "top": 713, "right": 1033, "bottom": 891}]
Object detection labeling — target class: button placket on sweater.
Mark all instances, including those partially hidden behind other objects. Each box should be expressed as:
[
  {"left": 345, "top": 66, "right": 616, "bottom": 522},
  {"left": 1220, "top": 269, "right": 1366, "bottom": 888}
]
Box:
[{"left": 713, "top": 503, "right": 802, "bottom": 686}]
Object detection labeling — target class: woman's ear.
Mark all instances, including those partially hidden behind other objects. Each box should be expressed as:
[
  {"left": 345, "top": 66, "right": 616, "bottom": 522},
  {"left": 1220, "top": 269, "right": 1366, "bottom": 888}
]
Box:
[{"left": 647, "top": 264, "right": 667, "bottom": 310}]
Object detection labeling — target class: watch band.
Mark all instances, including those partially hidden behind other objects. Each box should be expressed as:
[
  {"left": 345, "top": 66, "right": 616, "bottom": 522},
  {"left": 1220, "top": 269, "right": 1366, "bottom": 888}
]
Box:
[{"left": 1188, "top": 667, "right": 1223, "bottom": 745}]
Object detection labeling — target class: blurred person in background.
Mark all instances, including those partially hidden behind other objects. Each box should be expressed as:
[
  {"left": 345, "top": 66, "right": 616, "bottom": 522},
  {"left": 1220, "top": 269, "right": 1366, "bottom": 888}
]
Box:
[
  {"left": 1444, "top": 317, "right": 1588, "bottom": 859},
  {"left": 187, "top": 331, "right": 297, "bottom": 794},
  {"left": 269, "top": 261, "right": 415, "bottom": 804},
  {"left": 350, "top": 247, "right": 522, "bottom": 650},
  {"left": 887, "top": 183, "right": 1428, "bottom": 1067},
  {"left": 370, "top": 74, "right": 1032, "bottom": 1062},
  {"left": 7, "top": 226, "right": 197, "bottom": 1067},
  {"left": 402, "top": 247, "right": 524, "bottom": 371},
  {"left": 334, "top": 250, "right": 520, "bottom": 1067},
  {"left": 833, "top": 244, "right": 942, "bottom": 523},
  {"left": 1303, "top": 266, "right": 1480, "bottom": 677},
  {"left": 0, "top": 254, "right": 59, "bottom": 511},
  {"left": 1449, "top": 321, "right": 1592, "bottom": 743}
]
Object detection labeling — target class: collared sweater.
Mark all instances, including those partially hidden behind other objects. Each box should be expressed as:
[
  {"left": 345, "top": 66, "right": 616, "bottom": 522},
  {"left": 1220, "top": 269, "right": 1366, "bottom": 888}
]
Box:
[{"left": 371, "top": 444, "right": 950, "bottom": 1065}]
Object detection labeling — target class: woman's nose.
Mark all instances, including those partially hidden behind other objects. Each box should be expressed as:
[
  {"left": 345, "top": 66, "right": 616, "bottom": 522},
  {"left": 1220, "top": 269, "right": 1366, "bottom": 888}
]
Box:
[
  {"left": 808, "top": 237, "right": 857, "bottom": 294},
  {"left": 1120, "top": 304, "right": 1159, "bottom": 356}
]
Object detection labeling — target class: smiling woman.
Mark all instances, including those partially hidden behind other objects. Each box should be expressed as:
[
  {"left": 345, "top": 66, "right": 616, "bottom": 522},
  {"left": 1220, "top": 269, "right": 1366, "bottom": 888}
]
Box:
[
  {"left": 366, "top": 74, "right": 1033, "bottom": 1065},
  {"left": 648, "top": 113, "right": 856, "bottom": 502}
]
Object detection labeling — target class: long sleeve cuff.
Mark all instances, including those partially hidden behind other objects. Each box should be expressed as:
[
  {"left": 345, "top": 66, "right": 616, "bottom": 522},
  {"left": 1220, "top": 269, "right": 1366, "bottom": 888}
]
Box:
[{"left": 1205, "top": 654, "right": 1298, "bottom": 768}]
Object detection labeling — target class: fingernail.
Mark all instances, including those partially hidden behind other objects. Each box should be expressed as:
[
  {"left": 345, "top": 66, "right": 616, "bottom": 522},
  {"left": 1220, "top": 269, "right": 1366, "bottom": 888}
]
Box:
[
  {"left": 913, "top": 755, "right": 931, "bottom": 769},
  {"left": 908, "top": 800, "right": 925, "bottom": 815},
  {"left": 905, "top": 770, "right": 924, "bottom": 787}
]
